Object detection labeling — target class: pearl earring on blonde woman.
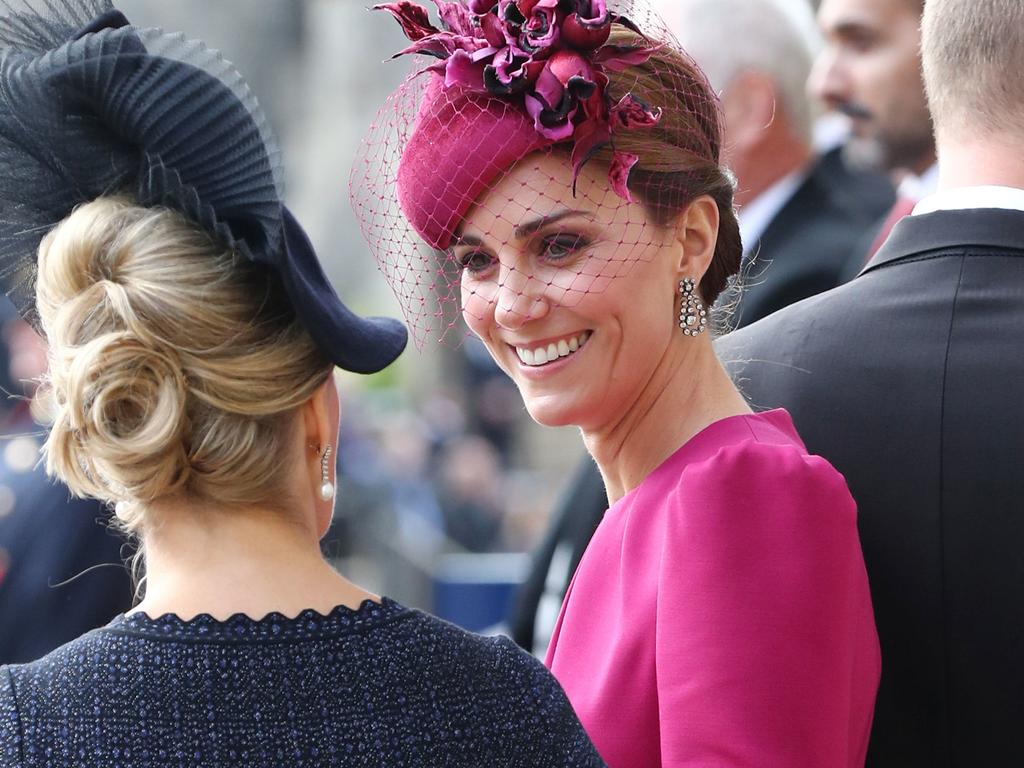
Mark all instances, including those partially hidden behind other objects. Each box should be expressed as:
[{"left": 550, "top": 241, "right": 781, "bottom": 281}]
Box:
[{"left": 319, "top": 443, "right": 335, "bottom": 501}]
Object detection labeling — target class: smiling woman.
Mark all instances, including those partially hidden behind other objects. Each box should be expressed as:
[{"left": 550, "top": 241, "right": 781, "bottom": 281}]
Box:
[{"left": 356, "top": 1, "right": 881, "bottom": 766}]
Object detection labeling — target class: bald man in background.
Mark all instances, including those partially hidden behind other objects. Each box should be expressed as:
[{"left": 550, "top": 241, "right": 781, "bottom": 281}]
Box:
[{"left": 664, "top": 0, "right": 893, "bottom": 327}]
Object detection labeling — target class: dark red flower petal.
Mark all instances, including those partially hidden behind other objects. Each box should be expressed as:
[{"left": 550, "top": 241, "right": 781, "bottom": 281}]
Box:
[
  {"left": 467, "top": 0, "right": 498, "bottom": 14},
  {"left": 546, "top": 49, "right": 592, "bottom": 86},
  {"left": 610, "top": 93, "right": 663, "bottom": 130},
  {"left": 561, "top": 12, "right": 611, "bottom": 51},
  {"left": 609, "top": 151, "right": 640, "bottom": 203},
  {"left": 435, "top": 0, "right": 476, "bottom": 36},
  {"left": 374, "top": 2, "right": 439, "bottom": 42},
  {"left": 594, "top": 44, "right": 659, "bottom": 72},
  {"left": 479, "top": 11, "right": 507, "bottom": 48}
]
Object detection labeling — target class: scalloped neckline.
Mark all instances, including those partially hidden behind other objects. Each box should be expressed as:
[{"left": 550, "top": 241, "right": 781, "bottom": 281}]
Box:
[{"left": 108, "top": 596, "right": 409, "bottom": 640}]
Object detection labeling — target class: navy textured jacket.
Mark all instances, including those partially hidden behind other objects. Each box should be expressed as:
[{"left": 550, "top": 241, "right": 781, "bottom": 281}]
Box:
[{"left": 0, "top": 598, "right": 605, "bottom": 767}]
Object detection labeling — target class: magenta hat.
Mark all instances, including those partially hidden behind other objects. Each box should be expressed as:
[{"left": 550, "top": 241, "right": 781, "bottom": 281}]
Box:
[
  {"left": 396, "top": 75, "right": 549, "bottom": 251},
  {"left": 353, "top": 1, "right": 692, "bottom": 346},
  {"left": 382, "top": 1, "right": 664, "bottom": 251}
]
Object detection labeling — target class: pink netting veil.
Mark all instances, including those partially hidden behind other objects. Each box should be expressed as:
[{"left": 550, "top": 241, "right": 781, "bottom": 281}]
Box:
[{"left": 352, "top": 0, "right": 736, "bottom": 348}]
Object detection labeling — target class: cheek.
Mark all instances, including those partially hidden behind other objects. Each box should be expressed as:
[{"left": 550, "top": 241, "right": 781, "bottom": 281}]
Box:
[{"left": 461, "top": 278, "right": 497, "bottom": 336}]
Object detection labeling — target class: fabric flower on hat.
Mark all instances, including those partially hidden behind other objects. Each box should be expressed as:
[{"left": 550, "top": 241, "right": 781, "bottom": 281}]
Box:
[{"left": 375, "top": 0, "right": 662, "bottom": 200}]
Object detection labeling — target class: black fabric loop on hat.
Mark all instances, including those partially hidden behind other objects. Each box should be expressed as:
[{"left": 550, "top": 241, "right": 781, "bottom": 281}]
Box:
[
  {"left": 72, "top": 8, "right": 129, "bottom": 39},
  {"left": 0, "top": 0, "right": 406, "bottom": 373}
]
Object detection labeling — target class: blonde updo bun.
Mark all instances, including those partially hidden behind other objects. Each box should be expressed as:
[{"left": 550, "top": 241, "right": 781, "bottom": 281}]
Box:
[{"left": 36, "top": 197, "right": 333, "bottom": 532}]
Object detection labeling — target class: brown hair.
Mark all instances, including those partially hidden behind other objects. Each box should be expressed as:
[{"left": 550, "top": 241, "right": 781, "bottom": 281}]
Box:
[
  {"left": 36, "top": 197, "right": 333, "bottom": 535},
  {"left": 604, "top": 27, "right": 741, "bottom": 305},
  {"left": 922, "top": 0, "right": 1024, "bottom": 140}
]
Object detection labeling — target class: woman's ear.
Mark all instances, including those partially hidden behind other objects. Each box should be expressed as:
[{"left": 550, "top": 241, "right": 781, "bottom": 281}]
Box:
[
  {"left": 300, "top": 372, "right": 341, "bottom": 536},
  {"left": 673, "top": 195, "right": 720, "bottom": 283},
  {"left": 302, "top": 373, "right": 340, "bottom": 453}
]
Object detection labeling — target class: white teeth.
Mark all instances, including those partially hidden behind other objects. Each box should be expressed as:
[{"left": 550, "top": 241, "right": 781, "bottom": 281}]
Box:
[{"left": 515, "top": 332, "right": 592, "bottom": 367}]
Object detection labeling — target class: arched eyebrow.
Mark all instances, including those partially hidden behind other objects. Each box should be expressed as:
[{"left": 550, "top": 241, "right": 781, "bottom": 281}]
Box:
[
  {"left": 515, "top": 209, "right": 595, "bottom": 240},
  {"left": 452, "top": 234, "right": 484, "bottom": 248},
  {"left": 454, "top": 209, "right": 596, "bottom": 248}
]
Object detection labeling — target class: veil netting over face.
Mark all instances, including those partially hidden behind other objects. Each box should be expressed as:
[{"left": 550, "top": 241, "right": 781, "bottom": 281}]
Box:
[{"left": 351, "top": 0, "right": 733, "bottom": 349}]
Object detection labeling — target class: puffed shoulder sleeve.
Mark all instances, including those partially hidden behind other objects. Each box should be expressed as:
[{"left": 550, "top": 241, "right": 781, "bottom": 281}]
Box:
[
  {"left": 1, "top": 666, "right": 23, "bottom": 767},
  {"left": 654, "top": 441, "right": 880, "bottom": 767}
]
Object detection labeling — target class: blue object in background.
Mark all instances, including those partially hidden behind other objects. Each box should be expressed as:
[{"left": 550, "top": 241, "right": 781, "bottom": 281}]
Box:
[{"left": 433, "top": 553, "right": 530, "bottom": 633}]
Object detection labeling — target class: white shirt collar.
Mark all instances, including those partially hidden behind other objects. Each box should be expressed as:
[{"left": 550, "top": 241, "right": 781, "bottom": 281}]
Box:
[
  {"left": 913, "top": 185, "right": 1024, "bottom": 216},
  {"left": 738, "top": 168, "right": 807, "bottom": 256}
]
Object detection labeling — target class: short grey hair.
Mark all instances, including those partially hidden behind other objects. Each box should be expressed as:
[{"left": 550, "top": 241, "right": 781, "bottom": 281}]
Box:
[
  {"left": 922, "top": 0, "right": 1024, "bottom": 139},
  {"left": 653, "top": 0, "right": 821, "bottom": 144}
]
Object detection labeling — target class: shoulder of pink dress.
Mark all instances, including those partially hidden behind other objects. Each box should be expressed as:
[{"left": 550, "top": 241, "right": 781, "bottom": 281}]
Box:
[{"left": 671, "top": 435, "right": 857, "bottom": 532}]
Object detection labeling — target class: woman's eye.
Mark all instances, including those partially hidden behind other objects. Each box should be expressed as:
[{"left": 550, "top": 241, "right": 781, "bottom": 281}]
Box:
[
  {"left": 457, "top": 250, "right": 495, "bottom": 273},
  {"left": 541, "top": 234, "right": 589, "bottom": 260}
]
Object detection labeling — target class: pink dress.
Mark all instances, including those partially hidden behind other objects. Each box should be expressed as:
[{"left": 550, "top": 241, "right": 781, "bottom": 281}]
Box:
[{"left": 545, "top": 410, "right": 880, "bottom": 767}]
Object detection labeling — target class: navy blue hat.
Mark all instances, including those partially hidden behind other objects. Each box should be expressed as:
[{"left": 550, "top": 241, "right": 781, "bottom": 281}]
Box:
[{"left": 0, "top": 0, "right": 407, "bottom": 374}]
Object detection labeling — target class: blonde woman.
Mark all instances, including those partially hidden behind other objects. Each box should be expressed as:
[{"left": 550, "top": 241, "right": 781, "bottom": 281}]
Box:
[{"left": 0, "top": 2, "right": 603, "bottom": 765}]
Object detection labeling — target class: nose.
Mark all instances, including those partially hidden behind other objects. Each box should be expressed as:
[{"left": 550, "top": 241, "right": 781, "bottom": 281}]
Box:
[
  {"left": 493, "top": 263, "right": 550, "bottom": 331},
  {"left": 808, "top": 47, "right": 848, "bottom": 112}
]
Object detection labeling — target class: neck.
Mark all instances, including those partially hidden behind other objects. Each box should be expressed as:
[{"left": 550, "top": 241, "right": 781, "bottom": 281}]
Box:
[
  {"left": 132, "top": 499, "right": 374, "bottom": 620},
  {"left": 936, "top": 132, "right": 1024, "bottom": 192},
  {"left": 582, "top": 339, "right": 751, "bottom": 504},
  {"left": 731, "top": 130, "right": 813, "bottom": 208}
]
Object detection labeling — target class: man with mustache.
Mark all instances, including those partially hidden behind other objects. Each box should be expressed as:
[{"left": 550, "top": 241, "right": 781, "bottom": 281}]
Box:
[{"left": 812, "top": 0, "right": 936, "bottom": 267}]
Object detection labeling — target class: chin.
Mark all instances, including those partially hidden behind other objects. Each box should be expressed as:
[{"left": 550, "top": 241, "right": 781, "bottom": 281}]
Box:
[{"left": 520, "top": 392, "right": 591, "bottom": 428}]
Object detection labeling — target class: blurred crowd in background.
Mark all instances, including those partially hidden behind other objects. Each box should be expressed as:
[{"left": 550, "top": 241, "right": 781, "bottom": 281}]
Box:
[{"left": 0, "top": 0, "right": 914, "bottom": 662}]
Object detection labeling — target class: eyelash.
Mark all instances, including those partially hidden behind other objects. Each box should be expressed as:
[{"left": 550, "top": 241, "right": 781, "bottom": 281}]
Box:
[
  {"left": 457, "top": 250, "right": 495, "bottom": 274},
  {"left": 541, "top": 233, "right": 590, "bottom": 260},
  {"left": 455, "top": 233, "right": 591, "bottom": 275}
]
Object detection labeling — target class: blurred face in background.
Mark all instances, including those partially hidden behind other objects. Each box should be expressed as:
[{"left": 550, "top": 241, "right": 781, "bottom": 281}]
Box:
[
  {"left": 811, "top": 0, "right": 934, "bottom": 174},
  {"left": 455, "top": 151, "right": 686, "bottom": 432}
]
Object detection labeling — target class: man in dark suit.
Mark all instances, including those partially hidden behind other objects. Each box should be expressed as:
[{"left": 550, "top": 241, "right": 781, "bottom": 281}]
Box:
[
  {"left": 660, "top": 0, "right": 893, "bottom": 329},
  {"left": 729, "top": 144, "right": 893, "bottom": 326},
  {"left": 717, "top": 1, "right": 1024, "bottom": 763},
  {"left": 812, "top": 0, "right": 939, "bottom": 277}
]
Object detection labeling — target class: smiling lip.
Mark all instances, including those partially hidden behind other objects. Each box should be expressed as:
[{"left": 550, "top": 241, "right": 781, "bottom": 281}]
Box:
[{"left": 510, "top": 331, "right": 592, "bottom": 368}]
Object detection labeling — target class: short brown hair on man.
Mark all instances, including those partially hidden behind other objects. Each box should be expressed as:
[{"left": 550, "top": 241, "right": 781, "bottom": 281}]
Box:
[{"left": 922, "top": 0, "right": 1024, "bottom": 139}]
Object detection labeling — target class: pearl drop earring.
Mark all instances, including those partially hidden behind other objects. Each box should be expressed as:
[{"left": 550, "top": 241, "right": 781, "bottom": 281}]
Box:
[{"left": 319, "top": 443, "right": 335, "bottom": 501}]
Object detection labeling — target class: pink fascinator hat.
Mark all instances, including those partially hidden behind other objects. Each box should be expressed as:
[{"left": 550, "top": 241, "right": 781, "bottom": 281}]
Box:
[
  {"left": 352, "top": 0, "right": 725, "bottom": 344},
  {"left": 386, "top": 0, "right": 662, "bottom": 250}
]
